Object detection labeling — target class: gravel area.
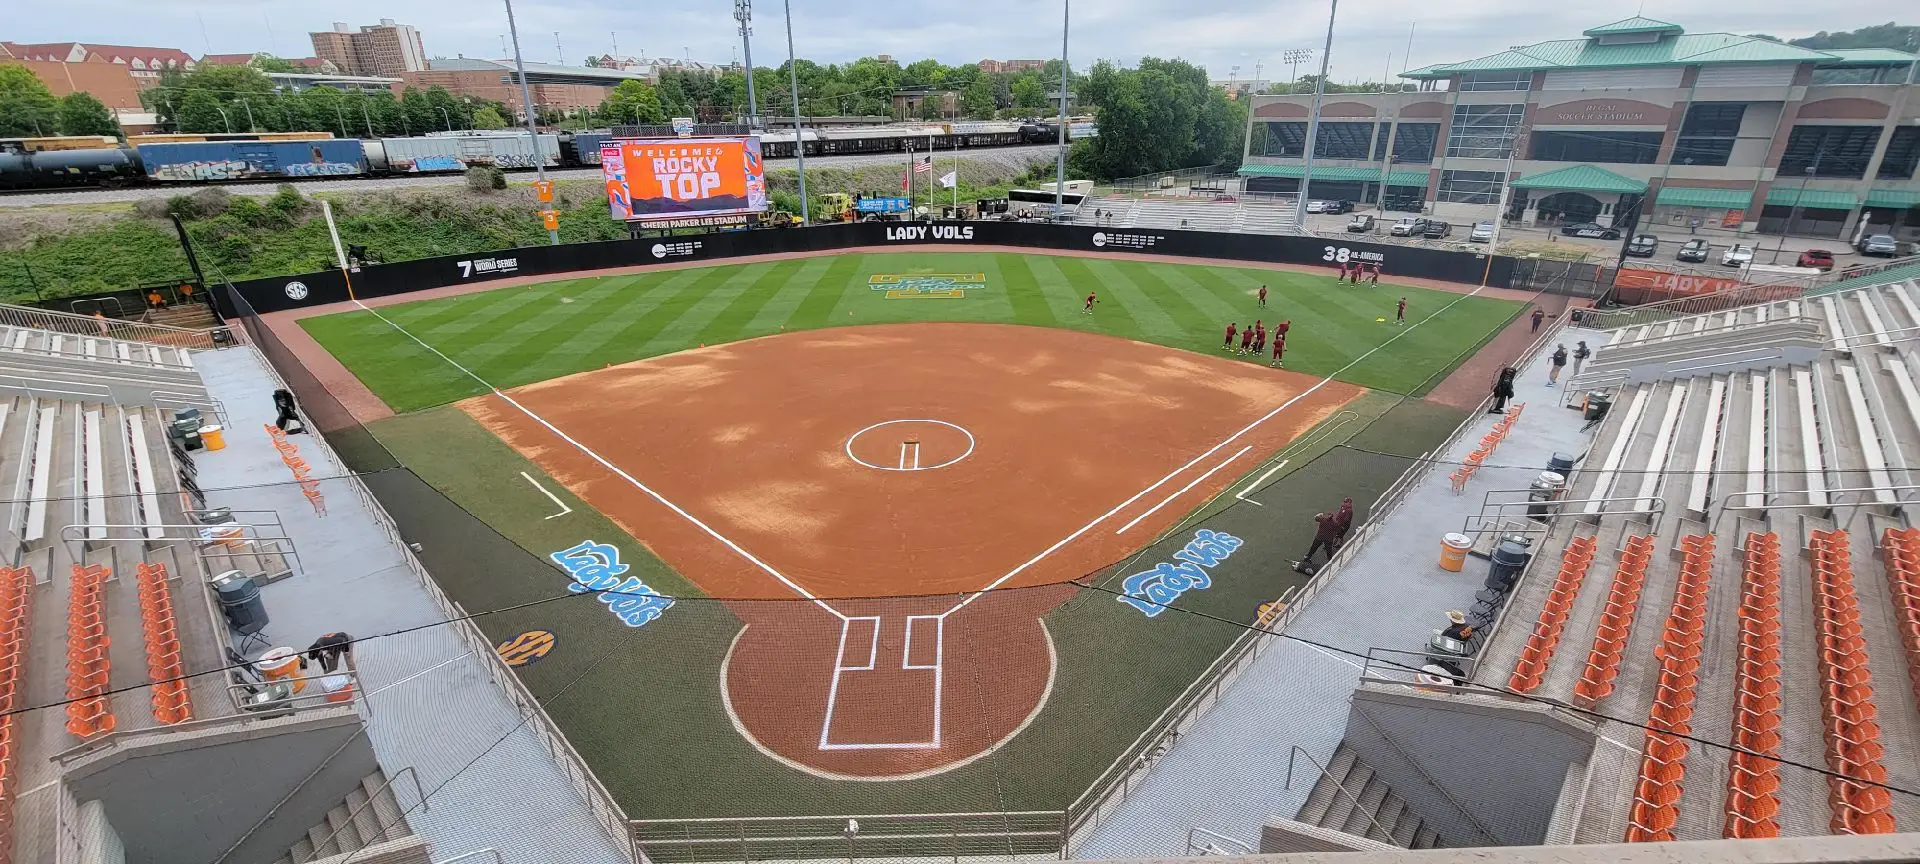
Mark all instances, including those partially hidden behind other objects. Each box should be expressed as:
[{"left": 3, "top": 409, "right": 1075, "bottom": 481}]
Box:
[{"left": 0, "top": 145, "right": 1060, "bottom": 208}]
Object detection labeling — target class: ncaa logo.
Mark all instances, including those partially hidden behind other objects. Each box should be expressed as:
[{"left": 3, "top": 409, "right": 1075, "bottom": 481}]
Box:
[
  {"left": 283, "top": 281, "right": 310, "bottom": 300},
  {"left": 651, "top": 243, "right": 668, "bottom": 259},
  {"left": 1091, "top": 232, "right": 1108, "bottom": 247}
]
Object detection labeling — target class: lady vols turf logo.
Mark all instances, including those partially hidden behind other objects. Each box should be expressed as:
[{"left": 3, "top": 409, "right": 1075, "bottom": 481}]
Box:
[
  {"left": 551, "top": 540, "right": 676, "bottom": 628},
  {"left": 1117, "top": 529, "right": 1245, "bottom": 617}
]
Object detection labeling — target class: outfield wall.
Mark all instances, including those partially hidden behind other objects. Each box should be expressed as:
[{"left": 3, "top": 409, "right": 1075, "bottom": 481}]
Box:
[{"left": 224, "top": 221, "right": 1518, "bottom": 315}]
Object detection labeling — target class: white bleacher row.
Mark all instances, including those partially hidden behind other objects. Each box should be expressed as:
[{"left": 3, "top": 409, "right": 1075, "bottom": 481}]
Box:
[
  {"left": 3, "top": 395, "right": 179, "bottom": 551},
  {"left": 0, "top": 325, "right": 195, "bottom": 372},
  {"left": 1076, "top": 195, "right": 1299, "bottom": 235},
  {"left": 1604, "top": 278, "right": 1920, "bottom": 354},
  {"left": 1470, "top": 276, "right": 1920, "bottom": 843}
]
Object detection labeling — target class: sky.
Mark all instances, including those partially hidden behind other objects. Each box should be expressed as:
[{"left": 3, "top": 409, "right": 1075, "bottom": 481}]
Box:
[{"left": 10, "top": 0, "right": 1903, "bottom": 84}]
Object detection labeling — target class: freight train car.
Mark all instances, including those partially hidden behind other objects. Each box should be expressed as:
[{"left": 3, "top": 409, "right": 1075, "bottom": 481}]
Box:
[
  {"left": 0, "top": 146, "right": 143, "bottom": 189},
  {"left": 364, "top": 133, "right": 561, "bottom": 173},
  {"left": 137, "top": 139, "right": 369, "bottom": 182}
]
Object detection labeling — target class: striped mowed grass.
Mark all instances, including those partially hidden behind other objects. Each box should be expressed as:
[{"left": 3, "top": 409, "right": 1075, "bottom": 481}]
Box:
[{"left": 301, "top": 251, "right": 1523, "bottom": 413}]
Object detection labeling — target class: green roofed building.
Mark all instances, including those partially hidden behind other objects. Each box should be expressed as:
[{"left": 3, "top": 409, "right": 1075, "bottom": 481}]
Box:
[{"left": 1241, "top": 17, "right": 1920, "bottom": 242}]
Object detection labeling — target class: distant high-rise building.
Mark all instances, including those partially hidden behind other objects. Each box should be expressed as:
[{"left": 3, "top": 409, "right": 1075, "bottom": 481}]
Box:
[
  {"left": 978, "top": 58, "right": 1046, "bottom": 74},
  {"left": 309, "top": 20, "right": 426, "bottom": 77}
]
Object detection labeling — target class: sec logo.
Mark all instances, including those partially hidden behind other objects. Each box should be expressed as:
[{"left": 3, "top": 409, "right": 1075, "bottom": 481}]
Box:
[
  {"left": 651, "top": 244, "right": 668, "bottom": 259},
  {"left": 1091, "top": 232, "right": 1107, "bottom": 247},
  {"left": 284, "top": 281, "right": 310, "bottom": 300}
]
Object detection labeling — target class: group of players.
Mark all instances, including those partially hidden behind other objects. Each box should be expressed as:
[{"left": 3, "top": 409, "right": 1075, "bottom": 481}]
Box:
[{"left": 1223, "top": 318, "right": 1290, "bottom": 367}]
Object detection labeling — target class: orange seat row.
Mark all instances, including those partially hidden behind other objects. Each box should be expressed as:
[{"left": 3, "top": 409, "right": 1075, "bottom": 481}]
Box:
[
  {"left": 0, "top": 565, "right": 32, "bottom": 861},
  {"left": 1509, "top": 535, "right": 1598, "bottom": 693},
  {"left": 264, "top": 424, "right": 326, "bottom": 517},
  {"left": 1878, "top": 528, "right": 1920, "bottom": 708},
  {"left": 1626, "top": 534, "right": 1714, "bottom": 843},
  {"left": 1725, "top": 532, "right": 1785, "bottom": 839},
  {"left": 1571, "top": 534, "right": 1655, "bottom": 710},
  {"left": 64, "top": 564, "right": 114, "bottom": 740},
  {"left": 1449, "top": 403, "right": 1525, "bottom": 495},
  {"left": 1808, "top": 530, "right": 1896, "bottom": 835},
  {"left": 135, "top": 563, "right": 191, "bottom": 726}
]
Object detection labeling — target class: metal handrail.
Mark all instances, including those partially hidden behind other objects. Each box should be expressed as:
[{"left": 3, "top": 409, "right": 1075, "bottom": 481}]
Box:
[
  {"left": 0, "top": 300, "right": 225, "bottom": 349},
  {"left": 1280, "top": 744, "right": 1396, "bottom": 842},
  {"left": 434, "top": 850, "right": 504, "bottom": 864},
  {"left": 226, "top": 668, "right": 370, "bottom": 716},
  {"left": 300, "top": 765, "right": 428, "bottom": 864},
  {"left": 1185, "top": 827, "right": 1253, "bottom": 855}
]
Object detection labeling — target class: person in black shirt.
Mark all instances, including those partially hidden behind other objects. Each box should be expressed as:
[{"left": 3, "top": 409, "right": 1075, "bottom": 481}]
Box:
[{"left": 1441, "top": 610, "right": 1474, "bottom": 642}]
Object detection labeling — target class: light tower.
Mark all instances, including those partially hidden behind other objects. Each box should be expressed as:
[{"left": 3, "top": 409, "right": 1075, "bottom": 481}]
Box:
[{"left": 734, "top": 0, "right": 760, "bottom": 129}]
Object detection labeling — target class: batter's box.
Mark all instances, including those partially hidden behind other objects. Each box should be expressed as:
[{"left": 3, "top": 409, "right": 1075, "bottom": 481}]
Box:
[{"left": 820, "top": 615, "right": 940, "bottom": 750}]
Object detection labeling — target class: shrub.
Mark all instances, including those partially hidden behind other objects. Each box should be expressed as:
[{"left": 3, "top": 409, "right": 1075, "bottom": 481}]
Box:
[
  {"left": 188, "top": 187, "right": 231, "bottom": 218},
  {"left": 465, "top": 166, "right": 507, "bottom": 193},
  {"left": 162, "top": 194, "right": 201, "bottom": 220}
]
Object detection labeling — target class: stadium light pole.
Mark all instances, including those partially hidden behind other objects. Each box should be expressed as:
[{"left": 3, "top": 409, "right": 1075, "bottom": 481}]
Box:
[
  {"left": 1293, "top": 0, "right": 1338, "bottom": 232},
  {"left": 736, "top": 0, "right": 760, "bottom": 130},
  {"left": 504, "top": 0, "right": 558, "bottom": 245},
  {"left": 784, "top": 0, "right": 808, "bottom": 224},
  {"left": 1053, "top": 0, "right": 1070, "bottom": 218}
]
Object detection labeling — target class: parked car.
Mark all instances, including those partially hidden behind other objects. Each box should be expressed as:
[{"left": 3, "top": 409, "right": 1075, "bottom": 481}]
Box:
[
  {"left": 1346, "top": 214, "right": 1376, "bottom": 233},
  {"left": 1676, "top": 239, "right": 1710, "bottom": 263},
  {"left": 1721, "top": 244, "right": 1755, "bottom": 267},
  {"left": 1857, "top": 234, "right": 1899, "bottom": 257},
  {"left": 1560, "top": 222, "right": 1621, "bottom": 240},
  {"left": 1468, "top": 222, "right": 1495, "bottom": 243},
  {"left": 1625, "top": 235, "right": 1660, "bottom": 257},
  {"left": 1304, "top": 199, "right": 1352, "bottom": 214},
  {"left": 1797, "top": 249, "right": 1836, "bottom": 271},
  {"left": 1304, "top": 199, "right": 1329, "bottom": 214},
  {"left": 1421, "top": 220, "right": 1452, "bottom": 239},
  {"left": 1389, "top": 217, "right": 1431, "bottom": 237}
]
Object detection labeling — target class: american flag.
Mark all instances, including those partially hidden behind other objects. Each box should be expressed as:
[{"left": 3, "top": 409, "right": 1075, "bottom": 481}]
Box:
[{"left": 914, "top": 156, "right": 934, "bottom": 174}]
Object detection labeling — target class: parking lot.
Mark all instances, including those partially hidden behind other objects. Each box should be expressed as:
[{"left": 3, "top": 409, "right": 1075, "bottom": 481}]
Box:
[{"left": 1292, "top": 208, "right": 1897, "bottom": 273}]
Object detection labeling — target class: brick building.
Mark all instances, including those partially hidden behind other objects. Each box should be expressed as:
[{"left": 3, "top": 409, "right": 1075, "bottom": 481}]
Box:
[
  {"left": 309, "top": 20, "right": 427, "bottom": 78},
  {"left": 403, "top": 58, "right": 653, "bottom": 118},
  {"left": 978, "top": 58, "right": 1046, "bottom": 74},
  {"left": 1240, "top": 17, "right": 1920, "bottom": 241},
  {"left": 0, "top": 41, "right": 193, "bottom": 89}
]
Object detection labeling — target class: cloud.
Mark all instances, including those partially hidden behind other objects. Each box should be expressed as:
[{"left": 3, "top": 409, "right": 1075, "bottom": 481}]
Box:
[{"left": 10, "top": 0, "right": 1898, "bottom": 86}]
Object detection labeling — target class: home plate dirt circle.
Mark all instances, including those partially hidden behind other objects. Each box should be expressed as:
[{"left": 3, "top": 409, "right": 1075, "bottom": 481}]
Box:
[{"left": 844, "top": 419, "right": 976, "bottom": 472}]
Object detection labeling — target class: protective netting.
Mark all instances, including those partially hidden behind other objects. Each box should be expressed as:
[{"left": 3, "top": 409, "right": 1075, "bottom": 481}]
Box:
[{"left": 105, "top": 281, "right": 1915, "bottom": 864}]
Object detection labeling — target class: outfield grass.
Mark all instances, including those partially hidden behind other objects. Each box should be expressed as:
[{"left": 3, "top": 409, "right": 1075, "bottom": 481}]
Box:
[{"left": 301, "top": 252, "right": 1522, "bottom": 412}]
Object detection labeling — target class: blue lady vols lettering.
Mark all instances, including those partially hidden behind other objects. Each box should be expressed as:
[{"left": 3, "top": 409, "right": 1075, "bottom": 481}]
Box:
[
  {"left": 1118, "top": 529, "right": 1245, "bottom": 617},
  {"left": 551, "top": 541, "right": 675, "bottom": 628}
]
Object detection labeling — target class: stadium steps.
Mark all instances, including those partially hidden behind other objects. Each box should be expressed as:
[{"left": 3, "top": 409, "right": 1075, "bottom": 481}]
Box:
[
  {"left": 145, "top": 303, "right": 220, "bottom": 331},
  {"left": 1294, "top": 742, "right": 1442, "bottom": 849},
  {"left": 272, "top": 769, "right": 414, "bottom": 864}
]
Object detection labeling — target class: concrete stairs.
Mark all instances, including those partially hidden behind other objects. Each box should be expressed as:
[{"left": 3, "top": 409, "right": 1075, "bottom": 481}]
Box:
[
  {"left": 272, "top": 769, "right": 414, "bottom": 864},
  {"left": 1295, "top": 742, "right": 1442, "bottom": 849}
]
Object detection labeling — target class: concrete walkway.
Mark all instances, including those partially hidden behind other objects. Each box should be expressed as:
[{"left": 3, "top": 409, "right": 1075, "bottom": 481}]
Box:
[
  {"left": 190, "top": 346, "right": 627, "bottom": 864},
  {"left": 1075, "top": 327, "right": 1607, "bottom": 857}
]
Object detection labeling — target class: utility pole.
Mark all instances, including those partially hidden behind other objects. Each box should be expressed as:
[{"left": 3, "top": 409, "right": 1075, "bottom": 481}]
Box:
[
  {"left": 735, "top": 0, "right": 760, "bottom": 130},
  {"left": 1054, "top": 0, "right": 1070, "bottom": 219},
  {"left": 783, "top": 0, "right": 808, "bottom": 224},
  {"left": 1294, "top": 2, "right": 1338, "bottom": 231},
  {"left": 504, "top": 0, "right": 559, "bottom": 245}
]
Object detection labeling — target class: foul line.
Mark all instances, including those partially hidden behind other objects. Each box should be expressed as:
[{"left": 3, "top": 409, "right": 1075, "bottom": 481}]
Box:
[
  {"left": 519, "top": 471, "right": 573, "bottom": 519},
  {"left": 1115, "top": 446, "right": 1250, "bottom": 535},
  {"left": 1235, "top": 459, "right": 1291, "bottom": 503},
  {"left": 940, "top": 282, "right": 1490, "bottom": 619},
  {"left": 351, "top": 299, "right": 845, "bottom": 622}
]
